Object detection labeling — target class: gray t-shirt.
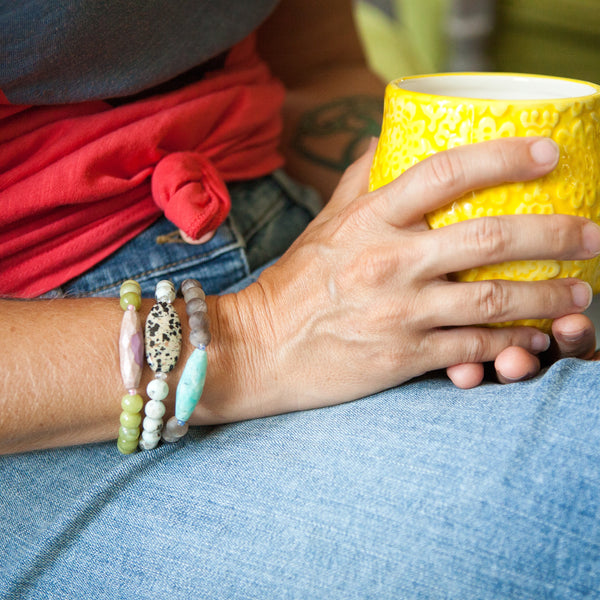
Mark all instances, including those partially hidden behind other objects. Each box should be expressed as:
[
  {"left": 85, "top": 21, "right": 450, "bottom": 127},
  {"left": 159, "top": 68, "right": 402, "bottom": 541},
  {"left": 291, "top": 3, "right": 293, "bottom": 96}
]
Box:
[{"left": 0, "top": 0, "right": 279, "bottom": 104}]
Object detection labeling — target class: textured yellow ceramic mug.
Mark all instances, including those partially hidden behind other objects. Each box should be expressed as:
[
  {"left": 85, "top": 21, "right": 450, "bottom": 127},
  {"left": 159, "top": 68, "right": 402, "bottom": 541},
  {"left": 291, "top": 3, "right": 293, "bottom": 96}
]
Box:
[{"left": 369, "top": 72, "right": 600, "bottom": 331}]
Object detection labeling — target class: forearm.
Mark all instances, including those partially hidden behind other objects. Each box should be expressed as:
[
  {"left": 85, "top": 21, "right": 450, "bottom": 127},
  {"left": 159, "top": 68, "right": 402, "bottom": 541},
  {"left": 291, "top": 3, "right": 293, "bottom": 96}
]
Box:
[
  {"left": 0, "top": 294, "right": 262, "bottom": 454},
  {"left": 277, "top": 65, "right": 385, "bottom": 200},
  {"left": 257, "top": 0, "right": 386, "bottom": 199}
]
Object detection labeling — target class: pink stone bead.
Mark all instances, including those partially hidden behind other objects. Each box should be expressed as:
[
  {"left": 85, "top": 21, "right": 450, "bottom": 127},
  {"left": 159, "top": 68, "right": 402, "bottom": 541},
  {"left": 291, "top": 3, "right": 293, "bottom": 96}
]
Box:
[{"left": 119, "top": 307, "right": 144, "bottom": 390}]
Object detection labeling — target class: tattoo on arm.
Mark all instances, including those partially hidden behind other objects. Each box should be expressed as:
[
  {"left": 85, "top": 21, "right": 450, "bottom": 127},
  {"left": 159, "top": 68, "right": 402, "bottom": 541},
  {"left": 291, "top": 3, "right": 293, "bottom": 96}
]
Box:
[{"left": 292, "top": 95, "right": 382, "bottom": 172}]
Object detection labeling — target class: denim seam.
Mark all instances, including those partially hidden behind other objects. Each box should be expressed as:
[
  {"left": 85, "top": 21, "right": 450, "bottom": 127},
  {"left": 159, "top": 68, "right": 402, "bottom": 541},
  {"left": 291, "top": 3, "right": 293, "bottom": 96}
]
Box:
[
  {"left": 240, "top": 197, "right": 288, "bottom": 244},
  {"left": 226, "top": 213, "right": 251, "bottom": 279}
]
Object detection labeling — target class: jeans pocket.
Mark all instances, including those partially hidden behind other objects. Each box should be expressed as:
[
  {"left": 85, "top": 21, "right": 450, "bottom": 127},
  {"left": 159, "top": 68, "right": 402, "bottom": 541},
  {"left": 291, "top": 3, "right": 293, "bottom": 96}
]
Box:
[
  {"left": 228, "top": 170, "right": 322, "bottom": 272},
  {"left": 60, "top": 217, "right": 249, "bottom": 297}
]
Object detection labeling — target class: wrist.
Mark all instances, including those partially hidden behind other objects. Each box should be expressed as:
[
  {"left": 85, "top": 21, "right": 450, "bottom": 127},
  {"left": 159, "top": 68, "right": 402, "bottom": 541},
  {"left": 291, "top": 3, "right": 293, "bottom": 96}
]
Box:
[{"left": 186, "top": 285, "right": 278, "bottom": 426}]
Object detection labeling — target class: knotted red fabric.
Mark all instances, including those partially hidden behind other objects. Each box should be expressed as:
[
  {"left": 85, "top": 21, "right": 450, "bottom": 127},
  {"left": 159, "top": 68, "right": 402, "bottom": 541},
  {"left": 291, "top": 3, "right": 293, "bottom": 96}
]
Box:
[{"left": 0, "top": 35, "right": 285, "bottom": 297}]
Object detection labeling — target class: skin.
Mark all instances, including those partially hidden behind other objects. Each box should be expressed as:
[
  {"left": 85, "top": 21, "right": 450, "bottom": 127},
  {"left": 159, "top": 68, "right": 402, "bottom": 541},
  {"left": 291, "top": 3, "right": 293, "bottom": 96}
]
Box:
[{"left": 1, "top": 0, "right": 598, "bottom": 454}]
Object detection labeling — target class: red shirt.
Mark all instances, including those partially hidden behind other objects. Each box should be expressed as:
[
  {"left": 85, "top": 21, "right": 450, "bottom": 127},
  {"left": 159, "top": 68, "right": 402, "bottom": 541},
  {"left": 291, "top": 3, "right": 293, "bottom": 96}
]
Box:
[{"left": 0, "top": 35, "right": 284, "bottom": 297}]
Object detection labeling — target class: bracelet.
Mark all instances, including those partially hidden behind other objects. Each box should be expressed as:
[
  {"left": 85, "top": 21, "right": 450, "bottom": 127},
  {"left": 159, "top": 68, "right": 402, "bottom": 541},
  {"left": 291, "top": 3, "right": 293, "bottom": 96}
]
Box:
[
  {"left": 139, "top": 280, "right": 182, "bottom": 451},
  {"left": 116, "top": 280, "right": 145, "bottom": 455},
  {"left": 162, "top": 279, "right": 211, "bottom": 443}
]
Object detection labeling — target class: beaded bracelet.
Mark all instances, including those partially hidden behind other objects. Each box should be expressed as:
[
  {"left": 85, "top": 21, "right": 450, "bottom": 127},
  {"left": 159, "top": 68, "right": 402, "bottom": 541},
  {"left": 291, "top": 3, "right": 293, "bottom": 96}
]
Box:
[
  {"left": 116, "top": 280, "right": 145, "bottom": 455},
  {"left": 139, "top": 280, "right": 182, "bottom": 451},
  {"left": 162, "top": 279, "right": 211, "bottom": 443}
]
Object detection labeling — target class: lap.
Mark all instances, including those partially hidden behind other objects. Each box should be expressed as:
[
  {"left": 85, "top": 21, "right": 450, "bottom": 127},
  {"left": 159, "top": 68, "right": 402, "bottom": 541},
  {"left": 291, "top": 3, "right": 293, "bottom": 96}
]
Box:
[
  {"left": 4, "top": 172, "right": 600, "bottom": 598},
  {"left": 2, "top": 359, "right": 599, "bottom": 599}
]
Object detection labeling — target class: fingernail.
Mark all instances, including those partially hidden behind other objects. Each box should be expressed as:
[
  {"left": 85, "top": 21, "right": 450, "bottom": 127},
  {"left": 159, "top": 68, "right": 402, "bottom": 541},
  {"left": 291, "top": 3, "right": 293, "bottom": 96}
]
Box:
[
  {"left": 502, "top": 372, "right": 536, "bottom": 383},
  {"left": 530, "top": 138, "right": 559, "bottom": 166},
  {"left": 532, "top": 332, "right": 551, "bottom": 353},
  {"left": 561, "top": 329, "right": 585, "bottom": 343},
  {"left": 583, "top": 222, "right": 600, "bottom": 257},
  {"left": 571, "top": 281, "right": 593, "bottom": 309}
]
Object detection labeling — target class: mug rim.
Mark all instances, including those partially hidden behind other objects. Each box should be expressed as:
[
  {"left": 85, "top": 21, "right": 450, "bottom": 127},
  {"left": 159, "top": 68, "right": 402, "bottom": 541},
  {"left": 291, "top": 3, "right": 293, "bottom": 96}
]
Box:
[{"left": 390, "top": 72, "right": 600, "bottom": 103}]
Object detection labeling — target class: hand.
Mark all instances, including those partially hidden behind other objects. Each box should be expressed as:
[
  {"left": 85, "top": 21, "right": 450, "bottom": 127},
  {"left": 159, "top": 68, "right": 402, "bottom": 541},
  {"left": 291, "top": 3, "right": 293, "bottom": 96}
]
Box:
[
  {"left": 447, "top": 313, "right": 598, "bottom": 388},
  {"left": 201, "top": 137, "right": 600, "bottom": 421}
]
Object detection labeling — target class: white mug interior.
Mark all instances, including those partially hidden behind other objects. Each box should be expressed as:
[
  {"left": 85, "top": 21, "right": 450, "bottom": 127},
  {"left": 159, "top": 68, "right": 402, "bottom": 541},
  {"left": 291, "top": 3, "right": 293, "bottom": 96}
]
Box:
[{"left": 395, "top": 74, "right": 597, "bottom": 101}]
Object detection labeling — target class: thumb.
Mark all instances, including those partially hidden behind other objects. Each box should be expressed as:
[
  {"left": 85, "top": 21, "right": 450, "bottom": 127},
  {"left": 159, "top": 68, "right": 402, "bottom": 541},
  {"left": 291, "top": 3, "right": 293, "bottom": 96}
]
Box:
[{"left": 326, "top": 137, "right": 378, "bottom": 212}]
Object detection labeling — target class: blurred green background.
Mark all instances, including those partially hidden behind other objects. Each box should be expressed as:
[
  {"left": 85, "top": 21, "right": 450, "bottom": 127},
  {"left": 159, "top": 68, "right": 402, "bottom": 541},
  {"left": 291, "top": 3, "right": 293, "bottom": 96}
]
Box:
[{"left": 353, "top": 0, "right": 600, "bottom": 84}]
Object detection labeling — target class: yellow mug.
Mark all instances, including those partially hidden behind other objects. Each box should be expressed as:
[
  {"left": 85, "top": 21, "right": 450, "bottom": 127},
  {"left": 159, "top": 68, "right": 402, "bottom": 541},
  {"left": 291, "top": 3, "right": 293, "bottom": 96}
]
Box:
[{"left": 369, "top": 72, "right": 600, "bottom": 331}]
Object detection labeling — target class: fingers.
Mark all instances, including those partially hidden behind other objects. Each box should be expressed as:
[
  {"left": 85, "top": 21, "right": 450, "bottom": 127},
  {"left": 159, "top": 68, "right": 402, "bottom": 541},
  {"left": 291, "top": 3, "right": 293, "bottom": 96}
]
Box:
[
  {"left": 448, "top": 313, "right": 597, "bottom": 389},
  {"left": 429, "top": 326, "right": 551, "bottom": 372},
  {"left": 551, "top": 313, "right": 597, "bottom": 360},
  {"left": 422, "top": 278, "right": 592, "bottom": 328},
  {"left": 325, "top": 137, "right": 378, "bottom": 213},
  {"left": 371, "top": 137, "right": 559, "bottom": 226},
  {"left": 446, "top": 363, "right": 485, "bottom": 389},
  {"left": 417, "top": 214, "right": 600, "bottom": 277},
  {"left": 494, "top": 346, "right": 541, "bottom": 384},
  {"left": 447, "top": 350, "right": 540, "bottom": 389}
]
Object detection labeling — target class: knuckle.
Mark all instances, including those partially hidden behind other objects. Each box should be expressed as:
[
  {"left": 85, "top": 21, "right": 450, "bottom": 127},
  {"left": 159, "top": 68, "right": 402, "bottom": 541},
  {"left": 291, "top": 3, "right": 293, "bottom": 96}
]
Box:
[
  {"left": 341, "top": 195, "right": 378, "bottom": 232},
  {"left": 564, "top": 215, "right": 588, "bottom": 258},
  {"left": 539, "top": 214, "right": 568, "bottom": 256},
  {"left": 463, "top": 330, "right": 493, "bottom": 364},
  {"left": 540, "top": 215, "right": 585, "bottom": 260},
  {"left": 467, "top": 216, "right": 507, "bottom": 261},
  {"left": 427, "top": 151, "right": 464, "bottom": 191},
  {"left": 354, "top": 248, "right": 396, "bottom": 287},
  {"left": 477, "top": 279, "right": 511, "bottom": 322}
]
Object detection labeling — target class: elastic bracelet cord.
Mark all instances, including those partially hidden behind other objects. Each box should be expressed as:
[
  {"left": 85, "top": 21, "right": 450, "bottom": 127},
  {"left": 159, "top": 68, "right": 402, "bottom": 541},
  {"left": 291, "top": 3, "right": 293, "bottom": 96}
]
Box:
[
  {"left": 139, "top": 280, "right": 182, "bottom": 451},
  {"left": 116, "top": 280, "right": 145, "bottom": 455},
  {"left": 162, "top": 279, "right": 211, "bottom": 443}
]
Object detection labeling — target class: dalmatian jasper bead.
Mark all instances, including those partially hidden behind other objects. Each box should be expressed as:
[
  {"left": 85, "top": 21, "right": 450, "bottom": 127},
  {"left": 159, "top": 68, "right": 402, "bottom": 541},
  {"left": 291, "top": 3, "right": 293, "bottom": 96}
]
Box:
[{"left": 145, "top": 302, "right": 182, "bottom": 374}]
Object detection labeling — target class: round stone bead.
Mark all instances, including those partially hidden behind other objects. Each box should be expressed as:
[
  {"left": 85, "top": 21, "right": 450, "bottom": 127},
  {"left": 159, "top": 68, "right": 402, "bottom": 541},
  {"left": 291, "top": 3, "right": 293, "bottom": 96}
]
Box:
[
  {"left": 162, "top": 416, "right": 189, "bottom": 443},
  {"left": 118, "top": 425, "right": 140, "bottom": 442},
  {"left": 190, "top": 328, "right": 211, "bottom": 348},
  {"left": 146, "top": 378, "right": 169, "bottom": 401},
  {"left": 121, "top": 393, "right": 144, "bottom": 413},
  {"left": 186, "top": 298, "right": 208, "bottom": 316},
  {"left": 186, "top": 298, "right": 208, "bottom": 315},
  {"left": 120, "top": 411, "right": 142, "bottom": 429},
  {"left": 183, "top": 287, "right": 206, "bottom": 303},
  {"left": 120, "top": 280, "right": 142, "bottom": 297},
  {"left": 142, "top": 416, "right": 163, "bottom": 433},
  {"left": 139, "top": 429, "right": 161, "bottom": 450},
  {"left": 144, "top": 400, "right": 166, "bottom": 419},
  {"left": 156, "top": 280, "right": 176, "bottom": 303},
  {"left": 181, "top": 279, "right": 202, "bottom": 294},
  {"left": 117, "top": 438, "right": 139, "bottom": 454},
  {"left": 189, "top": 310, "right": 209, "bottom": 329},
  {"left": 119, "top": 291, "right": 142, "bottom": 311}
]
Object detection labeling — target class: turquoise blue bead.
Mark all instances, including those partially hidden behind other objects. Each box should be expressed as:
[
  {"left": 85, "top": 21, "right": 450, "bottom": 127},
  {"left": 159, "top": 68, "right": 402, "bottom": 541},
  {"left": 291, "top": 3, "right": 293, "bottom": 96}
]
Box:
[{"left": 175, "top": 348, "right": 207, "bottom": 424}]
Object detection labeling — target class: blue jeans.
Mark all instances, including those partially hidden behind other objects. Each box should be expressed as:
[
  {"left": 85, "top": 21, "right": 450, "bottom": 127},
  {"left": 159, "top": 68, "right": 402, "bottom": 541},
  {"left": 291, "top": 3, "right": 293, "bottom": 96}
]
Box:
[{"left": 2, "top": 172, "right": 600, "bottom": 599}]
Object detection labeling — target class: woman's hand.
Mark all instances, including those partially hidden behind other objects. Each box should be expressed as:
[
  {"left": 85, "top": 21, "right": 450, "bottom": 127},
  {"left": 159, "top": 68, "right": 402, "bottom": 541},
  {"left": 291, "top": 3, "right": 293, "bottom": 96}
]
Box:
[{"left": 199, "top": 137, "right": 599, "bottom": 422}]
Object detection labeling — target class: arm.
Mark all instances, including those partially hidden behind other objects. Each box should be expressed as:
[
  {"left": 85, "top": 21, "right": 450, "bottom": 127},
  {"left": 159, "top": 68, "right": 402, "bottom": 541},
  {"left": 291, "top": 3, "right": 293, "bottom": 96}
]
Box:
[
  {"left": 0, "top": 0, "right": 380, "bottom": 454},
  {"left": 0, "top": 297, "right": 233, "bottom": 453},
  {"left": 2, "top": 1, "right": 597, "bottom": 454},
  {"left": 257, "top": 0, "right": 385, "bottom": 199}
]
